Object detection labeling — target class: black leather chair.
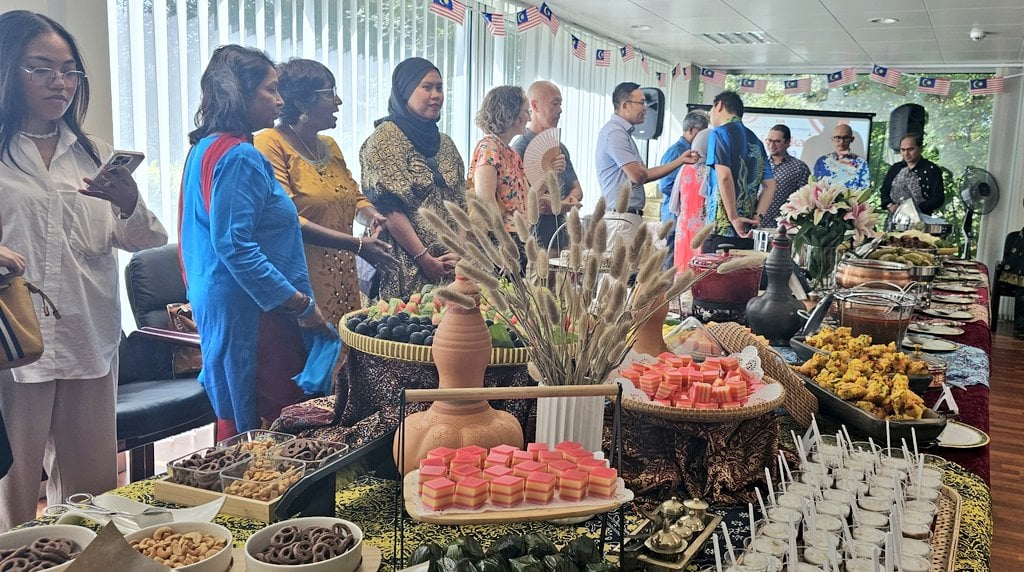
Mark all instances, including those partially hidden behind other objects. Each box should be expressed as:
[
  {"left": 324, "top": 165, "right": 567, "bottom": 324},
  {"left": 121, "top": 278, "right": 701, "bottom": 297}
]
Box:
[
  {"left": 991, "top": 231, "right": 1021, "bottom": 331},
  {"left": 118, "top": 243, "right": 215, "bottom": 481}
]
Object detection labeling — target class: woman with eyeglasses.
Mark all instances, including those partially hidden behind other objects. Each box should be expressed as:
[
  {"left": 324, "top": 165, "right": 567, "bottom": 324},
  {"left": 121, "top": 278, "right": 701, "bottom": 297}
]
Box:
[
  {"left": 180, "top": 46, "right": 334, "bottom": 442},
  {"left": 359, "top": 57, "right": 465, "bottom": 300},
  {"left": 255, "top": 59, "right": 396, "bottom": 326},
  {"left": 0, "top": 11, "right": 167, "bottom": 530}
]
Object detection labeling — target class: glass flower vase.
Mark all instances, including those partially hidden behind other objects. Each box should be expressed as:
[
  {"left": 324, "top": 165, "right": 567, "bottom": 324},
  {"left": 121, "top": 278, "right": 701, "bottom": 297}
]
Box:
[{"left": 804, "top": 245, "right": 839, "bottom": 293}]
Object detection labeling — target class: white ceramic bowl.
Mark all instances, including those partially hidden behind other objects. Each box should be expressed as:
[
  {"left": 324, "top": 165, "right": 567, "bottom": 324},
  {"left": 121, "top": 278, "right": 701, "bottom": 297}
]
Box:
[
  {"left": 0, "top": 524, "right": 96, "bottom": 571},
  {"left": 244, "top": 517, "right": 363, "bottom": 571},
  {"left": 124, "top": 521, "right": 232, "bottom": 572}
]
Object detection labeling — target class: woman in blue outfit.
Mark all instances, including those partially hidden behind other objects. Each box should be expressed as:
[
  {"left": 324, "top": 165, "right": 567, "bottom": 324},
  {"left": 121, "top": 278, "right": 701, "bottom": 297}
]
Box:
[{"left": 179, "top": 45, "right": 329, "bottom": 440}]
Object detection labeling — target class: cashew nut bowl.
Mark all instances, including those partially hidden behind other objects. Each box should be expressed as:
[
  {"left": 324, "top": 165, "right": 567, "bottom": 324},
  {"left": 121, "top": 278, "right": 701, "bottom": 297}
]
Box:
[{"left": 124, "top": 521, "right": 232, "bottom": 571}]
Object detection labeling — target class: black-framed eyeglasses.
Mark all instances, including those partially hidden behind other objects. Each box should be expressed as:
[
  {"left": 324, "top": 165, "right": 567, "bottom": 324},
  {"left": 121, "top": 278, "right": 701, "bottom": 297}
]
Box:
[
  {"left": 21, "top": 66, "right": 86, "bottom": 86},
  {"left": 832, "top": 135, "right": 854, "bottom": 142},
  {"left": 625, "top": 99, "right": 648, "bottom": 107},
  {"left": 313, "top": 87, "right": 340, "bottom": 102}
]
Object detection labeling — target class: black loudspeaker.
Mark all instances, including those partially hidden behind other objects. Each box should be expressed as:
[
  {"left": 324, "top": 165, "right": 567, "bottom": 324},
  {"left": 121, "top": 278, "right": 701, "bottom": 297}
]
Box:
[
  {"left": 888, "top": 103, "right": 927, "bottom": 151},
  {"left": 634, "top": 87, "right": 666, "bottom": 140}
]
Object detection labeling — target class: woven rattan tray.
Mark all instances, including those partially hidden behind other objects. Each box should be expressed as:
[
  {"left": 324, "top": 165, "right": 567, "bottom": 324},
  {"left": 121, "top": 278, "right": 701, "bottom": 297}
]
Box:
[
  {"left": 708, "top": 322, "right": 819, "bottom": 427},
  {"left": 932, "top": 484, "right": 962, "bottom": 572},
  {"left": 615, "top": 375, "right": 786, "bottom": 423},
  {"left": 339, "top": 309, "right": 530, "bottom": 365}
]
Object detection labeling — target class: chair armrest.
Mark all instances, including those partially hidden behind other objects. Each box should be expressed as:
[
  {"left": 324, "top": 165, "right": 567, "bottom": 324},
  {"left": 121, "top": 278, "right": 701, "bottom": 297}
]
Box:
[{"left": 137, "top": 326, "right": 201, "bottom": 349}]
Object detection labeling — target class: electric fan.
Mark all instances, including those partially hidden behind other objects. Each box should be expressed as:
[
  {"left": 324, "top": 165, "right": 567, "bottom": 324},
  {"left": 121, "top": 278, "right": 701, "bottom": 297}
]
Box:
[{"left": 959, "top": 166, "right": 1000, "bottom": 259}]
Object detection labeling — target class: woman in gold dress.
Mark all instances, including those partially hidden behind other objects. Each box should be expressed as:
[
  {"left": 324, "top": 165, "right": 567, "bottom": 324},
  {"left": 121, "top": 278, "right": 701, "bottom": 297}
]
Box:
[
  {"left": 255, "top": 59, "right": 396, "bottom": 325},
  {"left": 359, "top": 57, "right": 465, "bottom": 300}
]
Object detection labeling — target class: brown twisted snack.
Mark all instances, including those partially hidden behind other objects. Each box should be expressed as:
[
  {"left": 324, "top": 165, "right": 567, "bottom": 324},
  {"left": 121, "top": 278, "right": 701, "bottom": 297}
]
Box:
[
  {"left": 275, "top": 439, "right": 341, "bottom": 464},
  {"left": 0, "top": 537, "right": 80, "bottom": 571},
  {"left": 169, "top": 447, "right": 252, "bottom": 490},
  {"left": 254, "top": 523, "right": 354, "bottom": 565}
]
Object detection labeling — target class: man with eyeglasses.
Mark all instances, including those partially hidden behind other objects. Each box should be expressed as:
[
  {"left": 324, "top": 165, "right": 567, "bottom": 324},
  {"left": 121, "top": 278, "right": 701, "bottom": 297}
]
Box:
[
  {"left": 595, "top": 82, "right": 698, "bottom": 244},
  {"left": 762, "top": 124, "right": 811, "bottom": 229},
  {"left": 880, "top": 132, "right": 944, "bottom": 215},
  {"left": 701, "top": 91, "right": 775, "bottom": 253},
  {"left": 812, "top": 124, "right": 870, "bottom": 192}
]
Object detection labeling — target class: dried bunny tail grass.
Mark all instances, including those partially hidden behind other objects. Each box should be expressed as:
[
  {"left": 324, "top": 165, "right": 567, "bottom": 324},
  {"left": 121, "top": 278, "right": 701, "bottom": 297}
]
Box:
[
  {"left": 525, "top": 236, "right": 541, "bottom": 269},
  {"left": 434, "top": 286, "right": 476, "bottom": 310},
  {"left": 527, "top": 179, "right": 543, "bottom": 225},
  {"left": 592, "top": 219, "right": 608, "bottom": 256},
  {"left": 468, "top": 192, "right": 506, "bottom": 231},
  {"left": 568, "top": 243, "right": 583, "bottom": 269},
  {"left": 514, "top": 211, "right": 532, "bottom": 243},
  {"left": 601, "top": 281, "right": 627, "bottom": 321},
  {"left": 418, "top": 206, "right": 456, "bottom": 238},
  {"left": 664, "top": 268, "right": 697, "bottom": 299},
  {"left": 526, "top": 361, "right": 543, "bottom": 382},
  {"left": 443, "top": 200, "right": 474, "bottom": 233},
  {"left": 607, "top": 240, "right": 628, "bottom": 282},
  {"left": 535, "top": 254, "right": 550, "bottom": 282},
  {"left": 465, "top": 241, "right": 497, "bottom": 270},
  {"left": 566, "top": 207, "right": 583, "bottom": 245},
  {"left": 538, "top": 287, "right": 561, "bottom": 326},
  {"left": 456, "top": 260, "right": 499, "bottom": 291},
  {"left": 591, "top": 196, "right": 607, "bottom": 226},
  {"left": 583, "top": 254, "right": 599, "bottom": 294},
  {"left": 690, "top": 223, "right": 715, "bottom": 251},
  {"left": 615, "top": 182, "right": 630, "bottom": 214},
  {"left": 546, "top": 171, "right": 562, "bottom": 215},
  {"left": 629, "top": 223, "right": 650, "bottom": 259},
  {"left": 636, "top": 246, "right": 664, "bottom": 285},
  {"left": 657, "top": 220, "right": 674, "bottom": 241},
  {"left": 717, "top": 253, "right": 767, "bottom": 274}
]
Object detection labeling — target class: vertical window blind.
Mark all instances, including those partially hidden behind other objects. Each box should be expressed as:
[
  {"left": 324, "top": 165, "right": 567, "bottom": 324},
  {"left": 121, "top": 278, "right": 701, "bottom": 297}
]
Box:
[{"left": 109, "top": 0, "right": 679, "bottom": 237}]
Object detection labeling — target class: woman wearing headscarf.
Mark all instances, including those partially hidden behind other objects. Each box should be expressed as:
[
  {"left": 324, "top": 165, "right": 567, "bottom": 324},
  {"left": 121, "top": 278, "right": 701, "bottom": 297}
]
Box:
[
  {"left": 180, "top": 45, "right": 332, "bottom": 440},
  {"left": 359, "top": 58, "right": 465, "bottom": 300},
  {"left": 672, "top": 127, "right": 711, "bottom": 269},
  {"left": 255, "top": 59, "right": 396, "bottom": 326}
]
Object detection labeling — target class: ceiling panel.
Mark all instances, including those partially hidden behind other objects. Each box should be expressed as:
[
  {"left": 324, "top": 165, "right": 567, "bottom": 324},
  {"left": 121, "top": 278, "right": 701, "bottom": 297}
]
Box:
[
  {"left": 631, "top": 0, "right": 745, "bottom": 20},
  {"left": 846, "top": 27, "right": 936, "bottom": 42},
  {"left": 924, "top": 0, "right": 1024, "bottom": 9},
  {"left": 926, "top": 7, "right": 1024, "bottom": 27},
  {"left": 746, "top": 13, "right": 845, "bottom": 31},
  {"left": 832, "top": 11, "right": 934, "bottom": 28},
  {"left": 819, "top": 0, "right": 926, "bottom": 12},
  {"left": 723, "top": 0, "right": 830, "bottom": 17}
]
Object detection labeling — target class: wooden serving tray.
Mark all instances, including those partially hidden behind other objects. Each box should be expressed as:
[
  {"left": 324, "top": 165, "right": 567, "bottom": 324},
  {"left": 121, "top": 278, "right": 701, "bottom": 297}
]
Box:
[
  {"left": 153, "top": 478, "right": 280, "bottom": 523},
  {"left": 403, "top": 472, "right": 629, "bottom": 525},
  {"left": 624, "top": 514, "right": 723, "bottom": 571}
]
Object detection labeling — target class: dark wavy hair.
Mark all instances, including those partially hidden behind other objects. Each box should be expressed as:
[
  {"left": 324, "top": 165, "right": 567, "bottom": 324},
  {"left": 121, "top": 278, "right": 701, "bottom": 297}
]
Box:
[
  {"left": 0, "top": 11, "right": 99, "bottom": 171},
  {"left": 189, "top": 45, "right": 275, "bottom": 144},
  {"left": 277, "top": 58, "right": 334, "bottom": 126},
  {"left": 474, "top": 85, "right": 525, "bottom": 135}
]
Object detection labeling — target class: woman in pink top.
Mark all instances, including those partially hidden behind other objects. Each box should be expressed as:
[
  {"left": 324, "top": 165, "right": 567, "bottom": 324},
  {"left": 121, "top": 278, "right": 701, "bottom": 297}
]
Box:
[{"left": 468, "top": 86, "right": 533, "bottom": 232}]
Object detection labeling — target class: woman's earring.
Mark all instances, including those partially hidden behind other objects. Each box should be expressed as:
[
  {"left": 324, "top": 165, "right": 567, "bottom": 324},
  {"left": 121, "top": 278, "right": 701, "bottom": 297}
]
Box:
[{"left": 299, "top": 112, "right": 309, "bottom": 124}]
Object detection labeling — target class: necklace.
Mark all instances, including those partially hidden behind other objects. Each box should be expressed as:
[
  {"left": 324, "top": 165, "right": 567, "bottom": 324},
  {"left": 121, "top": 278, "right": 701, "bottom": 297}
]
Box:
[
  {"left": 287, "top": 124, "right": 328, "bottom": 175},
  {"left": 20, "top": 124, "right": 59, "bottom": 139}
]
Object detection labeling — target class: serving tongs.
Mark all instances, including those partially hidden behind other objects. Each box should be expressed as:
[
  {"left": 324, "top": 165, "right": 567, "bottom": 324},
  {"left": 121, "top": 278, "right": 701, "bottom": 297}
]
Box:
[{"left": 43, "top": 492, "right": 172, "bottom": 528}]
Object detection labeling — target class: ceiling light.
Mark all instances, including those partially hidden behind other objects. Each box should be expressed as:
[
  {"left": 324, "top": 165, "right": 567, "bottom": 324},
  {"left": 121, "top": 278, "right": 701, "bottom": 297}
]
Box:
[
  {"left": 630, "top": 24, "right": 652, "bottom": 32},
  {"left": 869, "top": 17, "right": 900, "bottom": 24},
  {"left": 701, "top": 31, "right": 776, "bottom": 45}
]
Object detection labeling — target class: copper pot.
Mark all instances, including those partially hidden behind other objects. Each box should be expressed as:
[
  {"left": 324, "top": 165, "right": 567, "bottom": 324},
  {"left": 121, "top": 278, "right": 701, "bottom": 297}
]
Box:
[{"left": 835, "top": 259, "right": 912, "bottom": 289}]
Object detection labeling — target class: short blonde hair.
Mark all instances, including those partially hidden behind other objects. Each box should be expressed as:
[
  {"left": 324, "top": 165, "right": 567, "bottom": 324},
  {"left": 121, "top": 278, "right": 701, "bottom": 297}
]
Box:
[{"left": 475, "top": 85, "right": 526, "bottom": 135}]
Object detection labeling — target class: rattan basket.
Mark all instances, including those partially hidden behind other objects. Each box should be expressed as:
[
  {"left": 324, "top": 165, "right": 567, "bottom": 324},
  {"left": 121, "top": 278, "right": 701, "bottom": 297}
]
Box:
[
  {"left": 932, "top": 484, "right": 962, "bottom": 572},
  {"left": 707, "top": 322, "right": 819, "bottom": 427},
  {"left": 615, "top": 374, "right": 786, "bottom": 423},
  {"left": 339, "top": 309, "right": 530, "bottom": 365}
]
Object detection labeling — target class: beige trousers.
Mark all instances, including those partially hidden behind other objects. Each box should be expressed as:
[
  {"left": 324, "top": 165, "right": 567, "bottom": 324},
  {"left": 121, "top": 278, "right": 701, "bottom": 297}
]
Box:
[{"left": 0, "top": 357, "right": 117, "bottom": 531}]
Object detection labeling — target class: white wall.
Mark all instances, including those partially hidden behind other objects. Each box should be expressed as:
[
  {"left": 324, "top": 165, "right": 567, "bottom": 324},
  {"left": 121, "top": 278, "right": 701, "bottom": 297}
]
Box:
[{"left": 3, "top": 0, "right": 113, "bottom": 143}]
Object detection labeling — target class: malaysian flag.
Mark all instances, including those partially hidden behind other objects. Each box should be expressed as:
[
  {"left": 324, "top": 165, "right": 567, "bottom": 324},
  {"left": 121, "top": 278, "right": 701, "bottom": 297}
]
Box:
[
  {"left": 917, "top": 76, "right": 951, "bottom": 97},
  {"left": 738, "top": 78, "right": 766, "bottom": 94},
  {"left": 620, "top": 44, "right": 635, "bottom": 62},
  {"left": 656, "top": 72, "right": 666, "bottom": 88},
  {"left": 869, "top": 65, "right": 902, "bottom": 88},
  {"left": 827, "top": 67, "right": 857, "bottom": 88},
  {"left": 640, "top": 54, "right": 650, "bottom": 74},
  {"left": 783, "top": 78, "right": 812, "bottom": 94},
  {"left": 570, "top": 35, "right": 587, "bottom": 61},
  {"left": 428, "top": 0, "right": 465, "bottom": 25},
  {"left": 595, "top": 49, "right": 610, "bottom": 67},
  {"left": 671, "top": 64, "right": 681, "bottom": 80},
  {"left": 969, "top": 77, "right": 1004, "bottom": 95},
  {"left": 538, "top": 2, "right": 560, "bottom": 34},
  {"left": 516, "top": 7, "right": 542, "bottom": 33},
  {"left": 700, "top": 67, "right": 726, "bottom": 87},
  {"left": 481, "top": 12, "right": 506, "bottom": 37}
]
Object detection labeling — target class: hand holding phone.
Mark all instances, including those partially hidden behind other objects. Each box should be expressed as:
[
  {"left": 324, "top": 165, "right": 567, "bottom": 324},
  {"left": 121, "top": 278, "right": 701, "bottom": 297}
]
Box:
[{"left": 80, "top": 150, "right": 145, "bottom": 215}]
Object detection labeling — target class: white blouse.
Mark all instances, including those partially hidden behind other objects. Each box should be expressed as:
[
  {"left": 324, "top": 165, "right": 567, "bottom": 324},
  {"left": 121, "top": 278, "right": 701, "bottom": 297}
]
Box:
[{"left": 0, "top": 126, "right": 167, "bottom": 383}]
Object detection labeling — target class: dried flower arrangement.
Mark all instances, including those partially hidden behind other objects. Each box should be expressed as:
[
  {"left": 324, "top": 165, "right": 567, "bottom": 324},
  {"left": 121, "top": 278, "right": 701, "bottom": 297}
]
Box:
[{"left": 420, "top": 178, "right": 765, "bottom": 386}]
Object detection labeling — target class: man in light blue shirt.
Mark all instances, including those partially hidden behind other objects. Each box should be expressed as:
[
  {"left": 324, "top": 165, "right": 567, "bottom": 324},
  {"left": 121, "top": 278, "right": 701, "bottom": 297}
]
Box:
[{"left": 595, "top": 82, "right": 698, "bottom": 245}]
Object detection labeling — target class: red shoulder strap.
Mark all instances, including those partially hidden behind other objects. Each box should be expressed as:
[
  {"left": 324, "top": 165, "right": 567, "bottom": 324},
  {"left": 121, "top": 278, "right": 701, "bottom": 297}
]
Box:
[{"left": 177, "top": 134, "right": 246, "bottom": 287}]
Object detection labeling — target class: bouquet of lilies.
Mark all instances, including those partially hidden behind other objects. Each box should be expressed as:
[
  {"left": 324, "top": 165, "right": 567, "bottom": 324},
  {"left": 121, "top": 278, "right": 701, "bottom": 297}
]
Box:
[{"left": 779, "top": 177, "right": 880, "bottom": 249}]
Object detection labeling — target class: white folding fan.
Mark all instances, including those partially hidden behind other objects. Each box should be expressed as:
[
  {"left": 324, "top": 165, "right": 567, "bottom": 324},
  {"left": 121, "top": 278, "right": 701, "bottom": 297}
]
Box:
[{"left": 522, "top": 127, "right": 562, "bottom": 188}]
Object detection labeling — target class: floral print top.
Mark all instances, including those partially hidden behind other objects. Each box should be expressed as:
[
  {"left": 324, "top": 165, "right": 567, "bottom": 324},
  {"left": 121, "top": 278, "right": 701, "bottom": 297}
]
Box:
[{"left": 468, "top": 133, "right": 527, "bottom": 232}]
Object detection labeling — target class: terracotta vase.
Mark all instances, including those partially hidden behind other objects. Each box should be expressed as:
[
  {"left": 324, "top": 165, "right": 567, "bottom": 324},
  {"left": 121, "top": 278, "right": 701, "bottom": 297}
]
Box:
[
  {"left": 633, "top": 292, "right": 670, "bottom": 357},
  {"left": 393, "top": 275, "right": 524, "bottom": 474}
]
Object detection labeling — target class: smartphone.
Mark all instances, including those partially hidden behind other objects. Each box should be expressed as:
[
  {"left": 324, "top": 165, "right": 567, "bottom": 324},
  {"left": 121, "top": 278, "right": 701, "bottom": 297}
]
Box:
[{"left": 95, "top": 150, "right": 144, "bottom": 179}]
